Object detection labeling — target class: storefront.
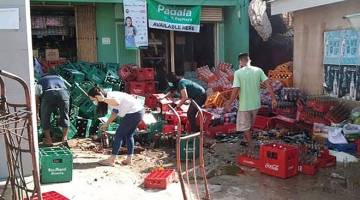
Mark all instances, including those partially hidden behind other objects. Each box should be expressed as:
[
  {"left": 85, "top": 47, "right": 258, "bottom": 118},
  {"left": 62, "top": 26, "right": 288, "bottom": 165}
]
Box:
[{"left": 30, "top": 0, "right": 249, "bottom": 72}]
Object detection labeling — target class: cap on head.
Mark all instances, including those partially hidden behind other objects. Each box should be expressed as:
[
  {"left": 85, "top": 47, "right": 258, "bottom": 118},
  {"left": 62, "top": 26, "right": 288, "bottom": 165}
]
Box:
[{"left": 238, "top": 52, "right": 249, "bottom": 61}]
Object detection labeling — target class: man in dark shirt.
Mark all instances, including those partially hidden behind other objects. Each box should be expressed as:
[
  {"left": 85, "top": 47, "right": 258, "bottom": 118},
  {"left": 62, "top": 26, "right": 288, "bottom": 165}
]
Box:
[
  {"left": 165, "top": 73, "right": 207, "bottom": 133},
  {"left": 36, "top": 74, "right": 70, "bottom": 147}
]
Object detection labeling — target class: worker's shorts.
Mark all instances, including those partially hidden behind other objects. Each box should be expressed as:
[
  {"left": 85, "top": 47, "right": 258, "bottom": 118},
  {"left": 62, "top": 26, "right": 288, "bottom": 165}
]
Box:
[
  {"left": 236, "top": 109, "right": 258, "bottom": 132},
  {"left": 40, "top": 89, "right": 70, "bottom": 130}
]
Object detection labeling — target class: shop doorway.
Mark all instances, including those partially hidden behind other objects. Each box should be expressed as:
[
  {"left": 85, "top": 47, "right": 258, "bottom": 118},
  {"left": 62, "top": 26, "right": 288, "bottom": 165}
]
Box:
[
  {"left": 174, "top": 23, "right": 215, "bottom": 75},
  {"left": 31, "top": 6, "right": 77, "bottom": 62},
  {"left": 140, "top": 23, "right": 215, "bottom": 76}
]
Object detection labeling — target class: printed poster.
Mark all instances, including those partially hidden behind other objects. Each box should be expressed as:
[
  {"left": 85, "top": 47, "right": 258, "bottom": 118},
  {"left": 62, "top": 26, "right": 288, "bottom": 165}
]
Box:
[{"left": 123, "top": 0, "right": 148, "bottom": 49}]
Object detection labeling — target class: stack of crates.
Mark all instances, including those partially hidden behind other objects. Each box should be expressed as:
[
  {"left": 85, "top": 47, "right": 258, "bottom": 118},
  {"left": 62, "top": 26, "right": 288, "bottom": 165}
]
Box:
[
  {"left": 125, "top": 68, "right": 157, "bottom": 103},
  {"left": 39, "top": 146, "right": 73, "bottom": 184}
]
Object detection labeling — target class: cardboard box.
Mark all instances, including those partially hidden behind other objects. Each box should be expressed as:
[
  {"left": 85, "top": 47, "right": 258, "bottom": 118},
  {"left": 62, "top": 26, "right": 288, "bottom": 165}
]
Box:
[{"left": 45, "top": 49, "right": 59, "bottom": 61}]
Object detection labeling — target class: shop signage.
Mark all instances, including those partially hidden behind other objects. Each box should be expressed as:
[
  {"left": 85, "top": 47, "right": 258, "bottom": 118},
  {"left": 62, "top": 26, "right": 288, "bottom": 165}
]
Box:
[
  {"left": 123, "top": 0, "right": 148, "bottom": 49},
  {"left": 147, "top": 0, "right": 201, "bottom": 33}
]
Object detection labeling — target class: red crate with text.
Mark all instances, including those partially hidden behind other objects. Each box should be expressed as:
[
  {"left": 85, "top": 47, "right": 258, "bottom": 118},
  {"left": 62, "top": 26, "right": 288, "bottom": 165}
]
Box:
[
  {"left": 259, "top": 143, "right": 299, "bottom": 179},
  {"left": 237, "top": 154, "right": 260, "bottom": 169},
  {"left": 144, "top": 169, "right": 176, "bottom": 189},
  {"left": 23, "top": 191, "right": 69, "bottom": 200},
  {"left": 145, "top": 81, "right": 157, "bottom": 93},
  {"left": 136, "top": 68, "right": 155, "bottom": 81},
  {"left": 126, "top": 81, "right": 146, "bottom": 96}
]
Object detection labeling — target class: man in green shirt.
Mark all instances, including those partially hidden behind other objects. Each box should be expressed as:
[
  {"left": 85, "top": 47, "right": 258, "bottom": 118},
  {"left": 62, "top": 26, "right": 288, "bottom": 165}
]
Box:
[{"left": 224, "top": 53, "right": 277, "bottom": 147}]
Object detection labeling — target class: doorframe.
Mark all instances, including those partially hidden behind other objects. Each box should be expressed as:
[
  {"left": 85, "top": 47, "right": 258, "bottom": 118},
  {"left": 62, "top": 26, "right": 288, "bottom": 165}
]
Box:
[{"left": 170, "top": 31, "right": 175, "bottom": 73}]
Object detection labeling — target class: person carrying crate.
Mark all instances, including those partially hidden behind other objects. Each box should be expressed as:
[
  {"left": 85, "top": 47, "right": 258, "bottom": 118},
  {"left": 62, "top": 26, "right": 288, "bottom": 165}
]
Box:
[
  {"left": 35, "top": 73, "right": 70, "bottom": 147},
  {"left": 164, "top": 73, "right": 207, "bottom": 133},
  {"left": 224, "top": 53, "right": 277, "bottom": 148},
  {"left": 88, "top": 86, "right": 144, "bottom": 166}
]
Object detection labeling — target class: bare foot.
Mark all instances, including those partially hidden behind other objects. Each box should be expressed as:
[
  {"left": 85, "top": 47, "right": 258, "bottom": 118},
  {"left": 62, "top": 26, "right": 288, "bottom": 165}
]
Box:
[
  {"left": 121, "top": 159, "right": 132, "bottom": 166},
  {"left": 98, "top": 157, "right": 115, "bottom": 167}
]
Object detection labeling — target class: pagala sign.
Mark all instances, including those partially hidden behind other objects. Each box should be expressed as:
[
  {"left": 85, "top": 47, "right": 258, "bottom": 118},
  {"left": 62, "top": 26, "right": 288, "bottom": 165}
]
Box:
[{"left": 148, "top": 0, "right": 201, "bottom": 33}]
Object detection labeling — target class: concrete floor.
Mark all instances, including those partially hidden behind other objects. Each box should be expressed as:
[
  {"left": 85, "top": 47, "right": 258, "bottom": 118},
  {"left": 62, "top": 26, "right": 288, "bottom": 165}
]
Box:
[{"left": 1, "top": 140, "right": 359, "bottom": 200}]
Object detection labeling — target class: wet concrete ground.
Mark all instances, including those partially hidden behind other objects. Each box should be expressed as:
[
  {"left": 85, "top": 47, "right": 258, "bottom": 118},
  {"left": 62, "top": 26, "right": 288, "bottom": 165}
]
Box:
[{"left": 1, "top": 140, "right": 359, "bottom": 200}]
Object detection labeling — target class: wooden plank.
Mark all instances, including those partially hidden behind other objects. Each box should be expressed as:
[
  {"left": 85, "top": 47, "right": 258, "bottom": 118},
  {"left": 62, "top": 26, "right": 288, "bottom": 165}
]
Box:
[{"left": 75, "top": 5, "right": 97, "bottom": 62}]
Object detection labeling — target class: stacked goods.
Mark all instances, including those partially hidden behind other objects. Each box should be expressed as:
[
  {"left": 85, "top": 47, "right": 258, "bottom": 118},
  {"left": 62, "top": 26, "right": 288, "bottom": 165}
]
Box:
[
  {"left": 268, "top": 62, "right": 293, "bottom": 87},
  {"left": 196, "top": 65, "right": 217, "bottom": 83},
  {"left": 217, "top": 63, "right": 234, "bottom": 82},
  {"left": 260, "top": 80, "right": 283, "bottom": 106}
]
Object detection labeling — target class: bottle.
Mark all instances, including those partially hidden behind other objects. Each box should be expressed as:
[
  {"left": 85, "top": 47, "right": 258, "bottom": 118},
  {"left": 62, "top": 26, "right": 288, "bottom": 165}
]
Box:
[
  {"left": 333, "top": 71, "right": 339, "bottom": 97},
  {"left": 102, "top": 133, "right": 109, "bottom": 148},
  {"left": 350, "top": 73, "right": 356, "bottom": 100}
]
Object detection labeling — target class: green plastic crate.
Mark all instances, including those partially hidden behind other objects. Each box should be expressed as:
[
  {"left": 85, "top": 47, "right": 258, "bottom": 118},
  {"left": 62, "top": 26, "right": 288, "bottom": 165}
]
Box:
[
  {"left": 79, "top": 99, "right": 96, "bottom": 118},
  {"left": 70, "top": 106, "right": 79, "bottom": 121},
  {"left": 180, "top": 137, "right": 199, "bottom": 161},
  {"left": 85, "top": 68, "right": 107, "bottom": 85},
  {"left": 51, "top": 121, "right": 77, "bottom": 140},
  {"left": 76, "top": 117, "right": 93, "bottom": 138},
  {"left": 106, "top": 63, "right": 120, "bottom": 74},
  {"left": 40, "top": 146, "right": 73, "bottom": 184},
  {"left": 71, "top": 83, "right": 89, "bottom": 106},
  {"left": 62, "top": 68, "right": 85, "bottom": 83}
]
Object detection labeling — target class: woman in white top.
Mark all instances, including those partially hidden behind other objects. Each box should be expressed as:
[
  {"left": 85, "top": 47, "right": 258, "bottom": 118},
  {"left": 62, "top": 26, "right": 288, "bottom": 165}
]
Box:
[{"left": 88, "top": 86, "right": 144, "bottom": 166}]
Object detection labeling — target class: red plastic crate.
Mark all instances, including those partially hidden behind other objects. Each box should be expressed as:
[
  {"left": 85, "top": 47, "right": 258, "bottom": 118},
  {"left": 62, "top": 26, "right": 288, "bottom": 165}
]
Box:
[
  {"left": 118, "top": 65, "right": 136, "bottom": 81},
  {"left": 253, "top": 115, "right": 274, "bottom": 130},
  {"left": 164, "top": 112, "right": 179, "bottom": 124},
  {"left": 356, "top": 139, "right": 360, "bottom": 155},
  {"left": 298, "top": 163, "right": 318, "bottom": 176},
  {"left": 144, "top": 169, "right": 175, "bottom": 189},
  {"left": 316, "top": 149, "right": 336, "bottom": 168},
  {"left": 272, "top": 115, "right": 297, "bottom": 129},
  {"left": 237, "top": 154, "right": 260, "bottom": 169},
  {"left": 145, "top": 95, "right": 157, "bottom": 109},
  {"left": 127, "top": 81, "right": 146, "bottom": 96},
  {"left": 205, "top": 124, "right": 236, "bottom": 137},
  {"left": 145, "top": 81, "right": 157, "bottom": 94},
  {"left": 162, "top": 124, "right": 183, "bottom": 135},
  {"left": 259, "top": 143, "right": 299, "bottom": 179},
  {"left": 23, "top": 191, "right": 69, "bottom": 200},
  {"left": 136, "top": 68, "right": 155, "bottom": 81}
]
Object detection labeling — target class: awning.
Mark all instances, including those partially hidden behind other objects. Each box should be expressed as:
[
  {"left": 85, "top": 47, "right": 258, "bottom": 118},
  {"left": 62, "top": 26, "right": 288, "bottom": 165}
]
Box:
[{"left": 269, "top": 0, "right": 346, "bottom": 15}]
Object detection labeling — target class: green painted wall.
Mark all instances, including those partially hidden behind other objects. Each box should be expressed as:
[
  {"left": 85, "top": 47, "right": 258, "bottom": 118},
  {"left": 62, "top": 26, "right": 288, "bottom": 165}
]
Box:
[
  {"left": 95, "top": 3, "right": 137, "bottom": 64},
  {"left": 31, "top": 0, "right": 237, "bottom": 6},
  {"left": 223, "top": 0, "right": 249, "bottom": 68},
  {"left": 96, "top": 4, "right": 117, "bottom": 63}
]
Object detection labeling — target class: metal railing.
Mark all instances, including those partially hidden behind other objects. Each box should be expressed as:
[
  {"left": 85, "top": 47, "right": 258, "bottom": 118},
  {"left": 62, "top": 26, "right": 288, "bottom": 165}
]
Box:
[
  {"left": 169, "top": 99, "right": 210, "bottom": 200},
  {"left": 0, "top": 70, "right": 42, "bottom": 200}
]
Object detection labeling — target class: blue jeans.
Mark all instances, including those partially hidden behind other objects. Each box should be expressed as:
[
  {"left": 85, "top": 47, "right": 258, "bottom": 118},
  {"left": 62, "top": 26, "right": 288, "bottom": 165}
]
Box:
[{"left": 112, "top": 110, "right": 144, "bottom": 155}]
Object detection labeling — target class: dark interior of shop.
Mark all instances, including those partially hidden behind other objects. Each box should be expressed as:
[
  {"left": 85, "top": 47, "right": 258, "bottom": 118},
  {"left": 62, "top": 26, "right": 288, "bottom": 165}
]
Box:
[
  {"left": 31, "top": 6, "right": 77, "bottom": 61},
  {"left": 250, "top": 10, "right": 293, "bottom": 73}
]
